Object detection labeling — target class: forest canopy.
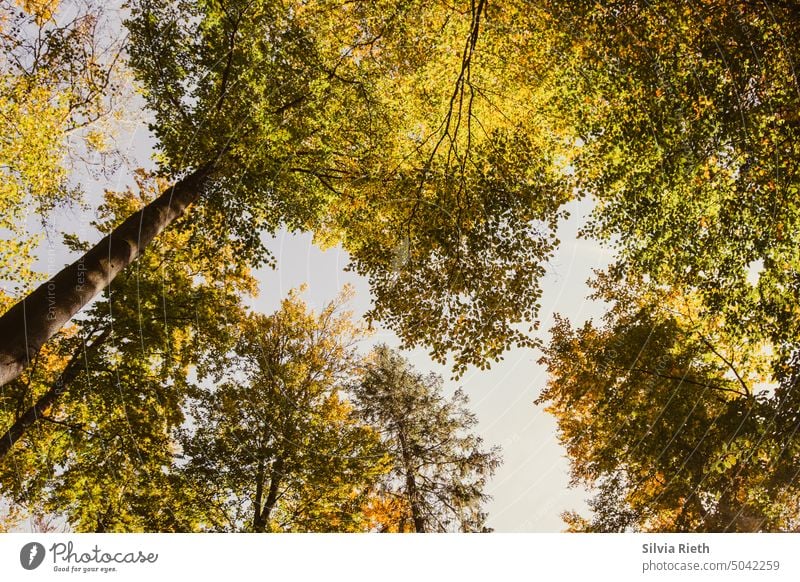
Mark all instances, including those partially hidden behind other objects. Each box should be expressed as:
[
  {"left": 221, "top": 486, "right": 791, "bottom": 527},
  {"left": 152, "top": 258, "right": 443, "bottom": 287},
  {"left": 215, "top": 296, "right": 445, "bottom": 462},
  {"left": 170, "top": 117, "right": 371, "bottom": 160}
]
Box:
[{"left": 0, "top": 0, "right": 798, "bottom": 532}]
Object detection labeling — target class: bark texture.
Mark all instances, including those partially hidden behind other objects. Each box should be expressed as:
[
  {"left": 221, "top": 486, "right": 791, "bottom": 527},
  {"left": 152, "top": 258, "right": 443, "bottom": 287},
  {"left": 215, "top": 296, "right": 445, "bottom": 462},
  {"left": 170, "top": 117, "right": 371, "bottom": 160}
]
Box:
[{"left": 0, "top": 164, "right": 212, "bottom": 389}]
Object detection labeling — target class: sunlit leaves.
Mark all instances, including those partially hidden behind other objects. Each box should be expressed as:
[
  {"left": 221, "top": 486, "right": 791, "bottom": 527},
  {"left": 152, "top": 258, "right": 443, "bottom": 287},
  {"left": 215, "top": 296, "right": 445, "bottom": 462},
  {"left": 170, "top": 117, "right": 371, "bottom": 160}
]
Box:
[
  {"left": 539, "top": 273, "right": 800, "bottom": 532},
  {"left": 549, "top": 0, "right": 800, "bottom": 359},
  {"left": 533, "top": 3, "right": 800, "bottom": 532},
  {"left": 0, "top": 173, "right": 256, "bottom": 531},
  {"left": 125, "top": 0, "right": 578, "bottom": 374},
  {"left": 16, "top": 0, "right": 59, "bottom": 23},
  {"left": 0, "top": 0, "right": 127, "bottom": 291},
  {"left": 180, "top": 289, "right": 389, "bottom": 532}
]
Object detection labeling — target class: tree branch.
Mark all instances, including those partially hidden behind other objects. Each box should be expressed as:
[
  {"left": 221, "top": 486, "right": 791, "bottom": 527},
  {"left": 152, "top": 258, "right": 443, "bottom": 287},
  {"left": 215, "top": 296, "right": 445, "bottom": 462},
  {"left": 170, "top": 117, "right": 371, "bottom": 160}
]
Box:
[{"left": 0, "top": 326, "right": 112, "bottom": 459}]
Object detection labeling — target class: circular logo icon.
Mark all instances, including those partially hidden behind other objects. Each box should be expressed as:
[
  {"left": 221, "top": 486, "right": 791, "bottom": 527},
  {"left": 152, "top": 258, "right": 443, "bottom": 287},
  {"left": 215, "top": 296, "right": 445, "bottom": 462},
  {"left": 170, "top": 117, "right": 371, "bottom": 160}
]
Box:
[{"left": 20, "top": 542, "right": 46, "bottom": 570}]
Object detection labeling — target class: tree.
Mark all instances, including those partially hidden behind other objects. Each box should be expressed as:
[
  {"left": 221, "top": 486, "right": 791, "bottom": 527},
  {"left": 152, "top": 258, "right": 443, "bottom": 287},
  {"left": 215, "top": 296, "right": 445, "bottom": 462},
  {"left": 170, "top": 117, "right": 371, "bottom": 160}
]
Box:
[
  {"left": 538, "top": 272, "right": 800, "bottom": 532},
  {"left": 351, "top": 345, "right": 501, "bottom": 532},
  {"left": 178, "top": 288, "right": 389, "bottom": 532},
  {"left": 543, "top": 0, "right": 800, "bottom": 364},
  {"left": 0, "top": 0, "right": 125, "bottom": 292},
  {"left": 0, "top": 0, "right": 577, "bottom": 390},
  {"left": 528, "top": 1, "right": 800, "bottom": 532},
  {"left": 0, "top": 172, "right": 255, "bottom": 531}
]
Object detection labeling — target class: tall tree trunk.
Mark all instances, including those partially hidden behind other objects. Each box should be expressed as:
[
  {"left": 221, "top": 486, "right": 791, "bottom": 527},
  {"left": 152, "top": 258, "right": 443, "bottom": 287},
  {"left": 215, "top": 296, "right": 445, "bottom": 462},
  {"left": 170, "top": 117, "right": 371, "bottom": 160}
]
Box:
[
  {"left": 257, "top": 457, "right": 284, "bottom": 532},
  {"left": 253, "top": 459, "right": 266, "bottom": 532},
  {"left": 398, "top": 430, "right": 426, "bottom": 533},
  {"left": 0, "top": 163, "right": 213, "bottom": 390},
  {"left": 0, "top": 327, "right": 111, "bottom": 459}
]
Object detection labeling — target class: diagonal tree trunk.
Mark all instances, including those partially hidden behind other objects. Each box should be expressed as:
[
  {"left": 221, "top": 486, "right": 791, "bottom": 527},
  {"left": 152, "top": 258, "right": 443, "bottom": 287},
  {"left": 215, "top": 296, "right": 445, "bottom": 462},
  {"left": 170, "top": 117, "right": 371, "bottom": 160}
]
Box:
[{"left": 0, "top": 163, "right": 213, "bottom": 390}]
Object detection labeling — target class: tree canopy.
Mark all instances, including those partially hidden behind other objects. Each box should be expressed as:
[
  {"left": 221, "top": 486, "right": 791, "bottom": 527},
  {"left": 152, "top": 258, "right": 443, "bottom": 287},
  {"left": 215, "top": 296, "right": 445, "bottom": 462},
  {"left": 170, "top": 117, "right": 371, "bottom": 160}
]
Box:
[
  {"left": 532, "top": 0, "right": 800, "bottom": 531},
  {"left": 0, "top": 0, "right": 798, "bottom": 533},
  {"left": 178, "top": 288, "right": 389, "bottom": 533},
  {"left": 0, "top": 172, "right": 255, "bottom": 531},
  {"left": 547, "top": 0, "right": 800, "bottom": 359},
  {"left": 539, "top": 272, "right": 800, "bottom": 532},
  {"left": 124, "top": 0, "right": 577, "bottom": 374},
  {"left": 0, "top": 0, "right": 124, "bottom": 291}
]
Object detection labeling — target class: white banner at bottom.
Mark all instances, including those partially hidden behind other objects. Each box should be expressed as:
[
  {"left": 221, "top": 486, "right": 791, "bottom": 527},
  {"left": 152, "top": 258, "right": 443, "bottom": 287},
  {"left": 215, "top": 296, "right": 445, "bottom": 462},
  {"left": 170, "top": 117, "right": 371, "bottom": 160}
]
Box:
[{"left": 1, "top": 533, "right": 797, "bottom": 581}]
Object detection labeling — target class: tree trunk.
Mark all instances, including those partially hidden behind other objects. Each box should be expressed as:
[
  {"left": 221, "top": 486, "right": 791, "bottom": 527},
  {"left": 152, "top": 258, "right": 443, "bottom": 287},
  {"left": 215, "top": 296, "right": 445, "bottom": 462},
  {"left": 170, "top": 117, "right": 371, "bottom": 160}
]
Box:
[
  {"left": 398, "top": 430, "right": 426, "bottom": 533},
  {"left": 253, "top": 459, "right": 266, "bottom": 532},
  {"left": 0, "top": 163, "right": 213, "bottom": 390},
  {"left": 257, "top": 457, "right": 284, "bottom": 532}
]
